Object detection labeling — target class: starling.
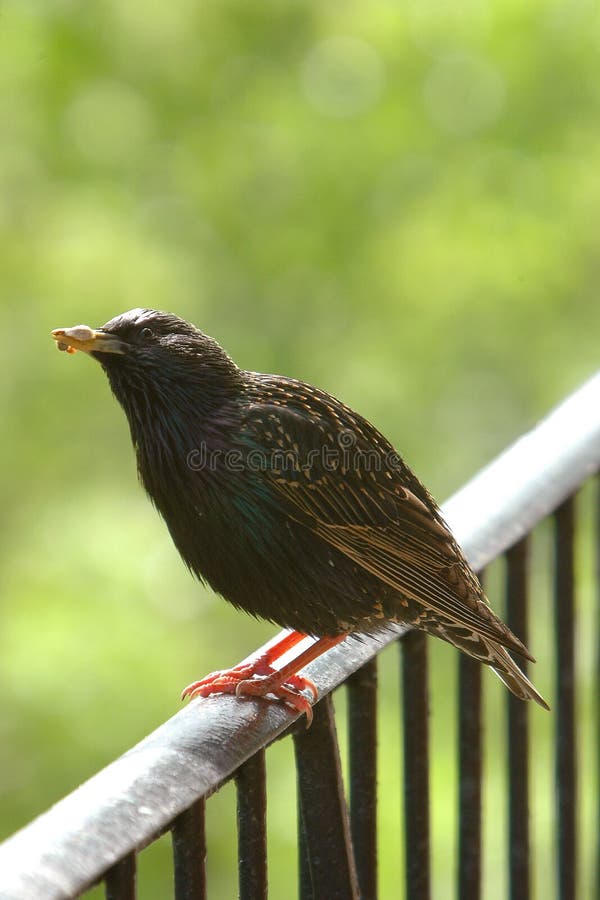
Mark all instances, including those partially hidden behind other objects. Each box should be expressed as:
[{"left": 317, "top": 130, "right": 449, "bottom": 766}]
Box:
[{"left": 52, "top": 309, "right": 548, "bottom": 724}]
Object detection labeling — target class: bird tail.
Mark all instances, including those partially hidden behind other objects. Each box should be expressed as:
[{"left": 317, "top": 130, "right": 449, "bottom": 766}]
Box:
[
  {"left": 422, "top": 618, "right": 550, "bottom": 710},
  {"left": 487, "top": 642, "right": 550, "bottom": 710}
]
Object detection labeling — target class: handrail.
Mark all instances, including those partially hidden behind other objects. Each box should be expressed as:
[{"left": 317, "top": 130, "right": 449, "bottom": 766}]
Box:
[{"left": 1, "top": 371, "right": 599, "bottom": 900}]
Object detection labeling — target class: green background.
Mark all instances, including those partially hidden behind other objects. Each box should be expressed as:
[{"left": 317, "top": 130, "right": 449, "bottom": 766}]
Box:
[{"left": 0, "top": 1, "right": 597, "bottom": 897}]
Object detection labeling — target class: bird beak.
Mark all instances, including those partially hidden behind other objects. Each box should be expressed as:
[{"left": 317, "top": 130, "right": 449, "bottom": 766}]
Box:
[{"left": 51, "top": 325, "right": 126, "bottom": 355}]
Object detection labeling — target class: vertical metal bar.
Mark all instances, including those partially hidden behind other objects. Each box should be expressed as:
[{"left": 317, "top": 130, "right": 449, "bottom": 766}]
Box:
[
  {"left": 105, "top": 853, "right": 136, "bottom": 900},
  {"left": 294, "top": 694, "right": 360, "bottom": 900},
  {"left": 347, "top": 657, "right": 378, "bottom": 900},
  {"left": 402, "top": 630, "right": 430, "bottom": 900},
  {"left": 172, "top": 797, "right": 207, "bottom": 900},
  {"left": 458, "top": 616, "right": 482, "bottom": 900},
  {"left": 298, "top": 794, "right": 315, "bottom": 900},
  {"left": 506, "top": 540, "right": 531, "bottom": 900},
  {"left": 236, "top": 749, "right": 267, "bottom": 900},
  {"left": 554, "top": 496, "right": 577, "bottom": 900}
]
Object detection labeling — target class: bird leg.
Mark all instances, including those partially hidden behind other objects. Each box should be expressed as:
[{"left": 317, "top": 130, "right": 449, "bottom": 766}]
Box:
[{"left": 181, "top": 631, "right": 346, "bottom": 725}]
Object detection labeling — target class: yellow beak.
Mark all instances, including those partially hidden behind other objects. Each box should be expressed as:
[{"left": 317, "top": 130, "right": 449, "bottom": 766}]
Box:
[{"left": 51, "top": 325, "right": 126, "bottom": 355}]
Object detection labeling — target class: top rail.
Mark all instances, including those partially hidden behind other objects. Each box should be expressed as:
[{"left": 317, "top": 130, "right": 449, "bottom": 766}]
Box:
[
  {"left": 1, "top": 371, "right": 599, "bottom": 900},
  {"left": 443, "top": 370, "right": 600, "bottom": 571}
]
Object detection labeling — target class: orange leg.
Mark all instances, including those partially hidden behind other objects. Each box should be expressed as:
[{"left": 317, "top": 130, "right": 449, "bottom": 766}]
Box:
[
  {"left": 181, "top": 631, "right": 347, "bottom": 726},
  {"left": 258, "top": 629, "right": 309, "bottom": 665}
]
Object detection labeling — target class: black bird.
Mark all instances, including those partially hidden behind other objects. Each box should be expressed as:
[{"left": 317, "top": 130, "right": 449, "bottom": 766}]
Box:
[{"left": 52, "top": 309, "right": 548, "bottom": 723}]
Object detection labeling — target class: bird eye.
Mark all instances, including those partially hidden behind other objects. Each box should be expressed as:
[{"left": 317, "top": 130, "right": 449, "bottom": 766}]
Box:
[{"left": 139, "top": 327, "right": 154, "bottom": 341}]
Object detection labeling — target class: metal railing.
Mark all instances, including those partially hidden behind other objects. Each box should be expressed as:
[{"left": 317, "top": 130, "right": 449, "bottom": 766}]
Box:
[{"left": 1, "top": 372, "right": 599, "bottom": 900}]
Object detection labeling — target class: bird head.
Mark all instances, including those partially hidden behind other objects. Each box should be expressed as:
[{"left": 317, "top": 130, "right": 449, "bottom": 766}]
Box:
[{"left": 52, "top": 308, "right": 242, "bottom": 420}]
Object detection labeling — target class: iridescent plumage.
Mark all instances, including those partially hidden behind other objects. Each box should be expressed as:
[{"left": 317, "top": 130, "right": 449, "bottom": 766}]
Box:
[{"left": 52, "top": 308, "right": 548, "bottom": 720}]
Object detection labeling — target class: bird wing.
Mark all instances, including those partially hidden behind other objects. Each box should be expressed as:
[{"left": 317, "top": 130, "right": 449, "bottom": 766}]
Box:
[
  {"left": 272, "top": 474, "right": 529, "bottom": 656},
  {"left": 241, "top": 387, "right": 530, "bottom": 659}
]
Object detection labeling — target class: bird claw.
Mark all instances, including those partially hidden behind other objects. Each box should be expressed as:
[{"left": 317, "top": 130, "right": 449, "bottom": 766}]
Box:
[
  {"left": 181, "top": 662, "right": 317, "bottom": 726},
  {"left": 180, "top": 662, "right": 255, "bottom": 699},
  {"left": 236, "top": 677, "right": 315, "bottom": 726}
]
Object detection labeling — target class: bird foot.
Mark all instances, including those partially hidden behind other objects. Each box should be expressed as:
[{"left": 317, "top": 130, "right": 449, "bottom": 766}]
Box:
[{"left": 181, "top": 658, "right": 318, "bottom": 726}]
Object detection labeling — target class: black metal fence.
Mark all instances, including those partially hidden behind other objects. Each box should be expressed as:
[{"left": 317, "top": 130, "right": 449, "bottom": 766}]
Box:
[{"left": 1, "top": 373, "right": 599, "bottom": 900}]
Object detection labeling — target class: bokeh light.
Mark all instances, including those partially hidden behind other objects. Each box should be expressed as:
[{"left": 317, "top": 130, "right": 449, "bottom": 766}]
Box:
[{"left": 0, "top": 1, "right": 598, "bottom": 897}]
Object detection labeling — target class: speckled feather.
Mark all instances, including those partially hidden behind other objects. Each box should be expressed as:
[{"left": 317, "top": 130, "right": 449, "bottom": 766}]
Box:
[{"left": 83, "top": 308, "right": 547, "bottom": 708}]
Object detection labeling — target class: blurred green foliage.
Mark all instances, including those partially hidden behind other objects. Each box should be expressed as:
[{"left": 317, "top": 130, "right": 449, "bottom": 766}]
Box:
[{"left": 0, "top": 1, "right": 598, "bottom": 897}]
